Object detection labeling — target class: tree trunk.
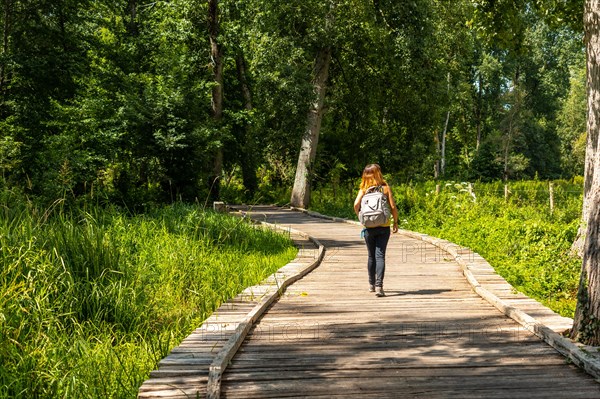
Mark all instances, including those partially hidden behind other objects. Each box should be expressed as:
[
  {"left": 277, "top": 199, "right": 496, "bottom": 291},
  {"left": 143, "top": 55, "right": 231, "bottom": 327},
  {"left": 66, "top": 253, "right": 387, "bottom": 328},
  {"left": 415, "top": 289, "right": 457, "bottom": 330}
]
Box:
[
  {"left": 572, "top": 0, "right": 600, "bottom": 345},
  {"left": 434, "top": 129, "right": 440, "bottom": 180},
  {"left": 236, "top": 53, "right": 252, "bottom": 112},
  {"left": 236, "top": 51, "right": 258, "bottom": 198},
  {"left": 503, "top": 116, "right": 512, "bottom": 182},
  {"left": 441, "top": 110, "right": 449, "bottom": 176},
  {"left": 476, "top": 73, "right": 483, "bottom": 150},
  {"left": 573, "top": 50, "right": 598, "bottom": 256},
  {"left": 503, "top": 69, "right": 521, "bottom": 182},
  {"left": 127, "top": 0, "right": 138, "bottom": 36},
  {"left": 572, "top": 132, "right": 597, "bottom": 257},
  {"left": 290, "top": 46, "right": 332, "bottom": 209},
  {"left": 209, "top": 0, "right": 223, "bottom": 121},
  {"left": 208, "top": 0, "right": 224, "bottom": 201},
  {"left": 440, "top": 72, "right": 450, "bottom": 176},
  {"left": 0, "top": 0, "right": 11, "bottom": 98},
  {"left": 503, "top": 97, "right": 513, "bottom": 182}
]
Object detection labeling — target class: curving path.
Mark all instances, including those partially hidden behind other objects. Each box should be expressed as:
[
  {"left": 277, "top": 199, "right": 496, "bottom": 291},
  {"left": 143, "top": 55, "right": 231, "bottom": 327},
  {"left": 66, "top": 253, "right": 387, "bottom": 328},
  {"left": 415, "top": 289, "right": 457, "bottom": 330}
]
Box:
[{"left": 221, "top": 206, "right": 598, "bottom": 398}]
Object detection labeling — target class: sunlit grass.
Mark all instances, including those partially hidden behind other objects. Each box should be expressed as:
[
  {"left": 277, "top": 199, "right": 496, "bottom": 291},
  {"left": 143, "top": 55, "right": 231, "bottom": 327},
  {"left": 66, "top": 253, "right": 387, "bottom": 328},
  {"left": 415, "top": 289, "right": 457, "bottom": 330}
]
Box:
[
  {"left": 0, "top": 193, "right": 296, "bottom": 398},
  {"left": 311, "top": 179, "right": 582, "bottom": 318}
]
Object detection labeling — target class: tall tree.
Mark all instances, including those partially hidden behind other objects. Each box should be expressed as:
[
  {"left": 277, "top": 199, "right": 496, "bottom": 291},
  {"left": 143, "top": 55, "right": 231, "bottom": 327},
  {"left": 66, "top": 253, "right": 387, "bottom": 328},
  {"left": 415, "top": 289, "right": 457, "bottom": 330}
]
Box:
[
  {"left": 0, "top": 0, "right": 11, "bottom": 99},
  {"left": 235, "top": 50, "right": 259, "bottom": 197},
  {"left": 208, "top": 0, "right": 224, "bottom": 201},
  {"left": 572, "top": 0, "right": 600, "bottom": 345},
  {"left": 290, "top": 46, "right": 332, "bottom": 208}
]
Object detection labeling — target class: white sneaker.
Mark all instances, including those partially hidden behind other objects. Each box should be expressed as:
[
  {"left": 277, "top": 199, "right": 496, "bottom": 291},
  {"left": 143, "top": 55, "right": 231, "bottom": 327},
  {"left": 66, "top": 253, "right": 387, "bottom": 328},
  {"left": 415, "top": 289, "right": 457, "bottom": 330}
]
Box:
[
  {"left": 375, "top": 287, "right": 385, "bottom": 297},
  {"left": 369, "top": 285, "right": 375, "bottom": 292}
]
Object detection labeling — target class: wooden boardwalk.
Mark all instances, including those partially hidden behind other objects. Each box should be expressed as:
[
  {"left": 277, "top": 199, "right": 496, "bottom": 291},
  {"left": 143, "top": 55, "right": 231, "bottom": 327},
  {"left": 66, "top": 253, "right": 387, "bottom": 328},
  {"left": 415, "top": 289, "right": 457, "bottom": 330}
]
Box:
[{"left": 140, "top": 206, "right": 600, "bottom": 398}]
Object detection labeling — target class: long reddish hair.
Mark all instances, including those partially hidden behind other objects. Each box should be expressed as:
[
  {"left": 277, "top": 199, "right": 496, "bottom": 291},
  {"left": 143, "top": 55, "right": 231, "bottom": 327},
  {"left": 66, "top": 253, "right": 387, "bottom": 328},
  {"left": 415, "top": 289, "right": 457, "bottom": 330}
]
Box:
[{"left": 359, "top": 164, "right": 387, "bottom": 191}]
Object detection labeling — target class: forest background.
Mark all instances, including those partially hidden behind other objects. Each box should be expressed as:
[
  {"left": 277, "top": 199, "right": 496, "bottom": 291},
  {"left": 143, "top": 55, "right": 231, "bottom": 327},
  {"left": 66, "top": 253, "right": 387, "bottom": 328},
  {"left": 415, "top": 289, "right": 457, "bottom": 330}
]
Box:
[
  {"left": 0, "top": 1, "right": 594, "bottom": 396},
  {"left": 0, "top": 0, "right": 586, "bottom": 206}
]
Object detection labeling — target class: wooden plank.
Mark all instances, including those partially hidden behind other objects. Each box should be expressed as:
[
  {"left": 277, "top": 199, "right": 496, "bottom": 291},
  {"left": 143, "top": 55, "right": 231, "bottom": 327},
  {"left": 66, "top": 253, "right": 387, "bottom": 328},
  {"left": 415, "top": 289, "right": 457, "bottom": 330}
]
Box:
[
  {"left": 139, "top": 206, "right": 600, "bottom": 398},
  {"left": 220, "top": 207, "right": 600, "bottom": 398},
  {"left": 205, "top": 222, "right": 327, "bottom": 398},
  {"left": 220, "top": 371, "right": 600, "bottom": 399}
]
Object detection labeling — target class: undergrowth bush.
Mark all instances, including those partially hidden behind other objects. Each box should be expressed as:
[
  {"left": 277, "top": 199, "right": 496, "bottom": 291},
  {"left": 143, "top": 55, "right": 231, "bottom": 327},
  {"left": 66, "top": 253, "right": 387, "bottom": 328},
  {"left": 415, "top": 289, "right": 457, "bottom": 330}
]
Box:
[
  {"left": 311, "top": 179, "right": 583, "bottom": 318},
  {"left": 0, "top": 191, "right": 296, "bottom": 398}
]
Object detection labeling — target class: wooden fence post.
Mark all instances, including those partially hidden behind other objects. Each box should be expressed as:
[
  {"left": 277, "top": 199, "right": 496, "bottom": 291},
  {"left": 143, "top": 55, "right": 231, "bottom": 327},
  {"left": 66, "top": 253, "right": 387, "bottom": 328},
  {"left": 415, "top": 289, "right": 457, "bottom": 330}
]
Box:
[
  {"left": 549, "top": 182, "right": 554, "bottom": 214},
  {"left": 214, "top": 201, "right": 227, "bottom": 213},
  {"left": 468, "top": 183, "right": 476, "bottom": 202},
  {"left": 504, "top": 184, "right": 509, "bottom": 201}
]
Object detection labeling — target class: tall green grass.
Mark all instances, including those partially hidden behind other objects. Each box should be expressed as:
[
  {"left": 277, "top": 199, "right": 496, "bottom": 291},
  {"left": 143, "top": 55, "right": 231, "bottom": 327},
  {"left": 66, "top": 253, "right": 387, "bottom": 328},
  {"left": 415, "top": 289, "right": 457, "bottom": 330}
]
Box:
[
  {"left": 311, "top": 179, "right": 583, "bottom": 318},
  {"left": 0, "top": 192, "right": 296, "bottom": 398}
]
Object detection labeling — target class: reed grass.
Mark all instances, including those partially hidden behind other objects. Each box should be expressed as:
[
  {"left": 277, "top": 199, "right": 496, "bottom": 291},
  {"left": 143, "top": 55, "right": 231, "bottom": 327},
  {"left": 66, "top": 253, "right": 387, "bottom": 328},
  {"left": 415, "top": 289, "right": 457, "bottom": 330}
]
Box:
[{"left": 0, "top": 192, "right": 296, "bottom": 398}]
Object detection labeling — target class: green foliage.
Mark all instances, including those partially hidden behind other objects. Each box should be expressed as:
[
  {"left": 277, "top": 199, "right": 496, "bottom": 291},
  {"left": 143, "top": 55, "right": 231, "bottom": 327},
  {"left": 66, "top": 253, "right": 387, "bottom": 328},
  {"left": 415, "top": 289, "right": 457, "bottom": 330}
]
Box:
[
  {"left": 0, "top": 190, "right": 296, "bottom": 398},
  {"left": 403, "top": 181, "right": 581, "bottom": 317},
  {"left": 311, "top": 179, "right": 582, "bottom": 317},
  {"left": 0, "top": 0, "right": 587, "bottom": 204},
  {"left": 557, "top": 62, "right": 586, "bottom": 177}
]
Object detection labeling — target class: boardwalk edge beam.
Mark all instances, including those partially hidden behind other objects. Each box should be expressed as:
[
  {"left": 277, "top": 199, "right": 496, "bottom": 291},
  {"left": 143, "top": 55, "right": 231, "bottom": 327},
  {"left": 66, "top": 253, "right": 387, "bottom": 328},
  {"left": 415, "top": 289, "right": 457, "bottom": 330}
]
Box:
[{"left": 205, "top": 208, "right": 326, "bottom": 399}]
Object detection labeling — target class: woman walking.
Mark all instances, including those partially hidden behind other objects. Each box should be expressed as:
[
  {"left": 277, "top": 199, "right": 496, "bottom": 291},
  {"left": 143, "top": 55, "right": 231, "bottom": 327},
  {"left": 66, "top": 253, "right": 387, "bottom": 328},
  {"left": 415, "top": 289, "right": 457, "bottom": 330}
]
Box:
[{"left": 353, "top": 164, "right": 398, "bottom": 297}]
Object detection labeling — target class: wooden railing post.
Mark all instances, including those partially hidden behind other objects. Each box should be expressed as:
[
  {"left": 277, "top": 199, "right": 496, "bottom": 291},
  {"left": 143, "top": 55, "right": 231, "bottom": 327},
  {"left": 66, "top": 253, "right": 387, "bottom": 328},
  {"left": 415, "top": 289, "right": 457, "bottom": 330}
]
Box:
[
  {"left": 549, "top": 182, "right": 554, "bottom": 214},
  {"left": 213, "top": 201, "right": 226, "bottom": 212},
  {"left": 468, "top": 183, "right": 476, "bottom": 202}
]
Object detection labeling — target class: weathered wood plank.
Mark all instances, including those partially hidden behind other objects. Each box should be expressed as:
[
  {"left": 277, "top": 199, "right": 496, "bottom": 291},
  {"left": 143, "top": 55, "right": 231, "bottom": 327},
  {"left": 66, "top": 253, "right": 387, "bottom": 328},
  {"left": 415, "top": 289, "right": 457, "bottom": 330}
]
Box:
[
  {"left": 218, "top": 206, "right": 599, "bottom": 398},
  {"left": 139, "top": 206, "right": 600, "bottom": 398}
]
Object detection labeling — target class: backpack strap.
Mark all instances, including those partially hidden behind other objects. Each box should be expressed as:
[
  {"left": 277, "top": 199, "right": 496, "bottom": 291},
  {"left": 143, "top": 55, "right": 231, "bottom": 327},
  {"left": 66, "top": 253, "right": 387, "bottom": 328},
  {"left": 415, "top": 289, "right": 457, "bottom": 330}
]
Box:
[{"left": 366, "top": 185, "right": 383, "bottom": 194}]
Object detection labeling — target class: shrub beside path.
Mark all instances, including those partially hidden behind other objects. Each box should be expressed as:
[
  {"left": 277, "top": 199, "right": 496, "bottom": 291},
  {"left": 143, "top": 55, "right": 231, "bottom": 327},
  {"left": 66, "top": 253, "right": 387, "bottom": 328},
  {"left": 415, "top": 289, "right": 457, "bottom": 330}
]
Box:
[{"left": 139, "top": 206, "right": 600, "bottom": 398}]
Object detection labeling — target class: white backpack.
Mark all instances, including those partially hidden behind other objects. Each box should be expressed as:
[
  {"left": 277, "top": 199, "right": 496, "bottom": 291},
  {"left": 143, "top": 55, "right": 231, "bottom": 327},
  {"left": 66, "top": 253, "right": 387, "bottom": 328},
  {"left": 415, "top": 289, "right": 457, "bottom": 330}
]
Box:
[{"left": 359, "top": 186, "right": 391, "bottom": 228}]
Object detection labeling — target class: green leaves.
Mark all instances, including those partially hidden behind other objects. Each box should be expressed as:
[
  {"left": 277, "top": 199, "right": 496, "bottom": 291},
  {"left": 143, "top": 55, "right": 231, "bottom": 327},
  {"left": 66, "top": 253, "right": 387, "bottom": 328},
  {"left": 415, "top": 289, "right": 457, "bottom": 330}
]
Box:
[
  {"left": 0, "top": 0, "right": 588, "bottom": 203},
  {"left": 402, "top": 180, "right": 582, "bottom": 317}
]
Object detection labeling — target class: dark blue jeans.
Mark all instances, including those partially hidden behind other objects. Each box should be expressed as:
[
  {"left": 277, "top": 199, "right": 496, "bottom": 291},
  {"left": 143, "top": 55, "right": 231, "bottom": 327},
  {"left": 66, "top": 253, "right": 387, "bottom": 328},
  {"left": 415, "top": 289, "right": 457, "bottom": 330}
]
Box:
[{"left": 363, "top": 226, "right": 390, "bottom": 287}]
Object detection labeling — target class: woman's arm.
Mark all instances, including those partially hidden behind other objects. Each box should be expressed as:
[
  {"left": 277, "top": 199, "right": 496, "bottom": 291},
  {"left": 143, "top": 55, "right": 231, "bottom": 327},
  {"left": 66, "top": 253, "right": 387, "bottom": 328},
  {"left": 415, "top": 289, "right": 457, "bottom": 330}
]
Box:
[
  {"left": 353, "top": 189, "right": 364, "bottom": 216},
  {"left": 385, "top": 186, "right": 399, "bottom": 233}
]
